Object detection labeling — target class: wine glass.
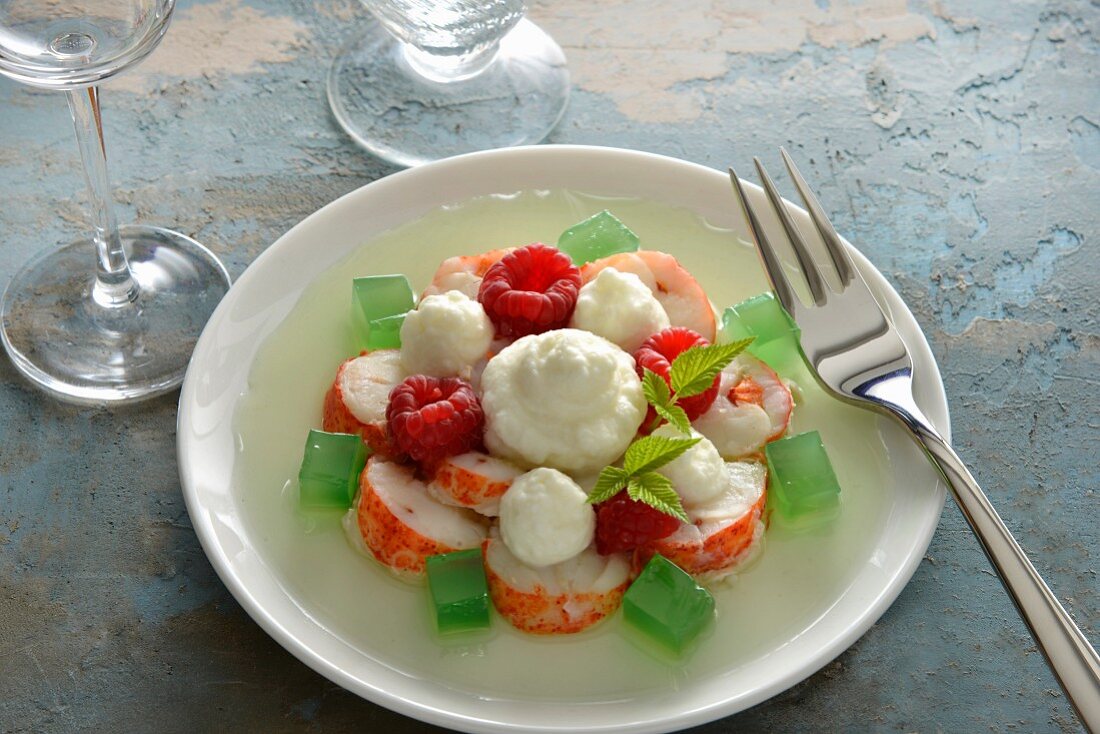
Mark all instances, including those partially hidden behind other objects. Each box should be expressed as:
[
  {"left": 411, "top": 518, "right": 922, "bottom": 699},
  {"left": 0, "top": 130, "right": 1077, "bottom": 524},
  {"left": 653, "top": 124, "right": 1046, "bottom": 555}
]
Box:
[
  {"left": 327, "top": 0, "right": 569, "bottom": 167},
  {"left": 0, "top": 0, "right": 230, "bottom": 404}
]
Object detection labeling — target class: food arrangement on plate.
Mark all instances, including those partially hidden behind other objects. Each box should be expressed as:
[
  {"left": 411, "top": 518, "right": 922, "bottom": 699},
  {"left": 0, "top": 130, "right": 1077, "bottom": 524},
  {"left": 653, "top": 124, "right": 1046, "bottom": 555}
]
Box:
[
  {"left": 182, "top": 150, "right": 950, "bottom": 731},
  {"left": 295, "top": 210, "right": 842, "bottom": 654}
]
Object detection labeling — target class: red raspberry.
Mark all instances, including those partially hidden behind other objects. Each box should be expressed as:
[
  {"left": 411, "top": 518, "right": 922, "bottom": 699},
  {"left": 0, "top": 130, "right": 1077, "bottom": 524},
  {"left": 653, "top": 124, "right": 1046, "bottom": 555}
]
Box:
[
  {"left": 477, "top": 243, "right": 581, "bottom": 338},
  {"left": 595, "top": 492, "right": 682, "bottom": 554},
  {"left": 634, "top": 327, "right": 719, "bottom": 427},
  {"left": 386, "top": 375, "right": 483, "bottom": 465}
]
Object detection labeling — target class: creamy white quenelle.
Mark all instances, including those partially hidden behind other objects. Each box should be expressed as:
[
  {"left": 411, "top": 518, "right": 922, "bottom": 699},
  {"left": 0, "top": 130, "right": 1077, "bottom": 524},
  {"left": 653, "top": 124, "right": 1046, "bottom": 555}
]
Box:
[
  {"left": 399, "top": 290, "right": 493, "bottom": 377},
  {"left": 569, "top": 267, "right": 670, "bottom": 353},
  {"left": 481, "top": 329, "right": 646, "bottom": 474},
  {"left": 499, "top": 468, "right": 595, "bottom": 567},
  {"left": 651, "top": 425, "right": 728, "bottom": 506}
]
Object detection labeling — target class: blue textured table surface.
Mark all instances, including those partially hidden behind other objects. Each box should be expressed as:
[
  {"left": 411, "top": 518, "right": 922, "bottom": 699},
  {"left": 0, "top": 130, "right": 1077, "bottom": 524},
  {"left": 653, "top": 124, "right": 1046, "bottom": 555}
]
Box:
[{"left": 1, "top": 1, "right": 1096, "bottom": 731}]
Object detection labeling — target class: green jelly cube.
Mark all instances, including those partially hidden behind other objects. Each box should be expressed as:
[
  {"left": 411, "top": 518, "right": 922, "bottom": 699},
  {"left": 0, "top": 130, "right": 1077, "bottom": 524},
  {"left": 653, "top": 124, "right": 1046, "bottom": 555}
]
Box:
[
  {"left": 556, "top": 210, "right": 640, "bottom": 266},
  {"left": 765, "top": 431, "right": 841, "bottom": 523},
  {"left": 297, "top": 429, "right": 368, "bottom": 510},
  {"left": 623, "top": 554, "right": 714, "bottom": 654},
  {"left": 366, "top": 312, "right": 406, "bottom": 350},
  {"left": 751, "top": 338, "right": 800, "bottom": 373},
  {"left": 351, "top": 275, "right": 415, "bottom": 353},
  {"left": 722, "top": 292, "right": 800, "bottom": 348},
  {"left": 722, "top": 293, "right": 803, "bottom": 373},
  {"left": 426, "top": 548, "right": 491, "bottom": 634},
  {"left": 720, "top": 307, "right": 754, "bottom": 342}
]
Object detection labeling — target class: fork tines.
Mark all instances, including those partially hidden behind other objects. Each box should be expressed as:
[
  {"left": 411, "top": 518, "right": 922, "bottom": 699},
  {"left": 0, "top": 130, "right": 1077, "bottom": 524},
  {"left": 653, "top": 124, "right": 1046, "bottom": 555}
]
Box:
[{"left": 728, "top": 148, "right": 858, "bottom": 316}]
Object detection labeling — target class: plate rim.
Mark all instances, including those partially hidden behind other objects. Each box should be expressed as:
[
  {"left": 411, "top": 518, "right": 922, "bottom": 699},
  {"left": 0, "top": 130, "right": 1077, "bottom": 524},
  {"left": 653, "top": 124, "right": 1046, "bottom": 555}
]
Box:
[{"left": 178, "top": 144, "right": 949, "bottom": 733}]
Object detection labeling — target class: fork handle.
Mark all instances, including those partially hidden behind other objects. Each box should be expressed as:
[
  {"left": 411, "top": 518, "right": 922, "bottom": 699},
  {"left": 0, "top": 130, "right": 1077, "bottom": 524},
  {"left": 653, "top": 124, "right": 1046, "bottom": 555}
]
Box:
[{"left": 907, "top": 421, "right": 1100, "bottom": 729}]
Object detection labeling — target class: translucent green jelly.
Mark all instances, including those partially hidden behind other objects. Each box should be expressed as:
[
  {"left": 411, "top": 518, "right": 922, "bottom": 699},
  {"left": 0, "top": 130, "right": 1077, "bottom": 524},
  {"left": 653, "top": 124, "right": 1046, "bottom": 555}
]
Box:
[
  {"left": 765, "top": 430, "right": 841, "bottom": 525},
  {"left": 622, "top": 554, "right": 714, "bottom": 654},
  {"left": 365, "top": 312, "right": 406, "bottom": 350},
  {"left": 351, "top": 275, "right": 415, "bottom": 352},
  {"left": 297, "top": 429, "right": 369, "bottom": 510},
  {"left": 556, "top": 210, "right": 640, "bottom": 266},
  {"left": 426, "top": 548, "right": 491, "bottom": 634},
  {"left": 721, "top": 292, "right": 801, "bottom": 371}
]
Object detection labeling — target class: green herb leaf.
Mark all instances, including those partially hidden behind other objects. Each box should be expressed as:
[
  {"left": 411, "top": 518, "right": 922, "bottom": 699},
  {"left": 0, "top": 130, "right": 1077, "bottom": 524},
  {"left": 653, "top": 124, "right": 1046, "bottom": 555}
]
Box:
[
  {"left": 641, "top": 369, "right": 672, "bottom": 409},
  {"left": 670, "top": 339, "right": 754, "bottom": 398},
  {"left": 586, "top": 466, "right": 630, "bottom": 504},
  {"left": 626, "top": 472, "right": 689, "bottom": 522},
  {"left": 653, "top": 402, "right": 692, "bottom": 435},
  {"left": 641, "top": 368, "right": 691, "bottom": 432},
  {"left": 623, "top": 434, "right": 700, "bottom": 476}
]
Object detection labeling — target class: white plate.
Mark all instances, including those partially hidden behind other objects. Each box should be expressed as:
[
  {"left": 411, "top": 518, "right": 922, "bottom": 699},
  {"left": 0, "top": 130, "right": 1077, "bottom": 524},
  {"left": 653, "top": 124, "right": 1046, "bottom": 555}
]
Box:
[{"left": 178, "top": 145, "right": 949, "bottom": 733}]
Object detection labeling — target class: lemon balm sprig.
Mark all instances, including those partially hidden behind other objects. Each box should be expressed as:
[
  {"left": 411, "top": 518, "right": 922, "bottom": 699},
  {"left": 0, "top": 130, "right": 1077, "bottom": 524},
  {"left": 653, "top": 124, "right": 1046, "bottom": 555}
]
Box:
[
  {"left": 585, "top": 434, "right": 699, "bottom": 522},
  {"left": 642, "top": 338, "right": 754, "bottom": 434},
  {"left": 587, "top": 338, "right": 754, "bottom": 520}
]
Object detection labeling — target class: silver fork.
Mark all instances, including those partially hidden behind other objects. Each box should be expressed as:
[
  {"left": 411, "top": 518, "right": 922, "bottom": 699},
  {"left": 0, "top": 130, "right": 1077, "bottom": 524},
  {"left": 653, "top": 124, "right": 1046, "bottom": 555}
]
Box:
[{"left": 729, "top": 150, "right": 1100, "bottom": 729}]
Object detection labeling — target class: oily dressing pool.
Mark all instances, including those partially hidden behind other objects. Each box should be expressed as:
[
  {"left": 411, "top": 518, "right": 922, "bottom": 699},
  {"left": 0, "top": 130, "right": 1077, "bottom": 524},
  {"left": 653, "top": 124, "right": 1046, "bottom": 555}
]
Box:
[{"left": 232, "top": 190, "right": 893, "bottom": 702}]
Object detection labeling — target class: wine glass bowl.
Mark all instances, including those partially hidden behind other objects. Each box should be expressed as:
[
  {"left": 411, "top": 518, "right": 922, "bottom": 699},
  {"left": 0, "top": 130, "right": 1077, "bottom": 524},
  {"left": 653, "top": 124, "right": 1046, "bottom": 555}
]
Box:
[
  {"left": 0, "top": 1, "right": 170, "bottom": 88},
  {"left": 0, "top": 0, "right": 231, "bottom": 404},
  {"left": 369, "top": 0, "right": 525, "bottom": 80},
  {"left": 327, "top": 0, "right": 569, "bottom": 167}
]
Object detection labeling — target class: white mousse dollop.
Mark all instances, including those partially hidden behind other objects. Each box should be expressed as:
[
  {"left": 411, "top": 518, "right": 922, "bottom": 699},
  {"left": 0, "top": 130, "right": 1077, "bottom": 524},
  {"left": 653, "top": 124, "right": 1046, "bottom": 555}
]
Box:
[
  {"left": 651, "top": 425, "right": 728, "bottom": 507},
  {"left": 481, "top": 328, "right": 646, "bottom": 474},
  {"left": 569, "top": 267, "right": 670, "bottom": 353},
  {"left": 499, "top": 468, "right": 595, "bottom": 567},
  {"left": 400, "top": 290, "right": 493, "bottom": 377}
]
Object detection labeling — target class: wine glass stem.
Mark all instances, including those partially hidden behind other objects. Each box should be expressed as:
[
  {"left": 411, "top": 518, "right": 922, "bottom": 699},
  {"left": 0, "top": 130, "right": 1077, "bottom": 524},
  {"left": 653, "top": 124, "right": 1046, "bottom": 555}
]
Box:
[{"left": 66, "top": 86, "right": 137, "bottom": 308}]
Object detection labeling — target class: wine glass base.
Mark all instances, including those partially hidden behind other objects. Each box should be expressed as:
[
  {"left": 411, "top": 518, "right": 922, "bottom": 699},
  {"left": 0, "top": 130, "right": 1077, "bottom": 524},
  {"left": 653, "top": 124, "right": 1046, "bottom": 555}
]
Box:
[
  {"left": 1, "top": 225, "right": 231, "bottom": 405},
  {"left": 327, "top": 18, "right": 569, "bottom": 167}
]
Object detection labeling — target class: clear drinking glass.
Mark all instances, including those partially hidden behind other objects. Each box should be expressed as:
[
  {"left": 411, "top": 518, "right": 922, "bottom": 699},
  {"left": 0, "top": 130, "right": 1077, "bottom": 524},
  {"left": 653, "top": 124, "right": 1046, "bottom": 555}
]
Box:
[
  {"left": 327, "top": 0, "right": 569, "bottom": 167},
  {"left": 0, "top": 0, "right": 230, "bottom": 404}
]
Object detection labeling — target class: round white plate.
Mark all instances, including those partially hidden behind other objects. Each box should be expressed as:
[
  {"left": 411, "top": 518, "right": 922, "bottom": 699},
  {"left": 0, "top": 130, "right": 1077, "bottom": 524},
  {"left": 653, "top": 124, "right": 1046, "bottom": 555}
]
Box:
[{"left": 178, "top": 145, "right": 948, "bottom": 733}]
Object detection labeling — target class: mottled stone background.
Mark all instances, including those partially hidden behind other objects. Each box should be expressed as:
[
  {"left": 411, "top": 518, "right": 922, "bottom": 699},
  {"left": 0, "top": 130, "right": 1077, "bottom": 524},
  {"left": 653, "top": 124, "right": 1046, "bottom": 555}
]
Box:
[{"left": 0, "top": 0, "right": 1096, "bottom": 731}]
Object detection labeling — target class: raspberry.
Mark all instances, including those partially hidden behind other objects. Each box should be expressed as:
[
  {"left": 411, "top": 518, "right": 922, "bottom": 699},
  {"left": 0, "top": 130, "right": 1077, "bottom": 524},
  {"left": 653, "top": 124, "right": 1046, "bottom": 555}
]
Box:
[
  {"left": 595, "top": 492, "right": 681, "bottom": 554},
  {"left": 634, "top": 327, "right": 719, "bottom": 426},
  {"left": 477, "top": 243, "right": 581, "bottom": 338},
  {"left": 386, "top": 375, "right": 483, "bottom": 465}
]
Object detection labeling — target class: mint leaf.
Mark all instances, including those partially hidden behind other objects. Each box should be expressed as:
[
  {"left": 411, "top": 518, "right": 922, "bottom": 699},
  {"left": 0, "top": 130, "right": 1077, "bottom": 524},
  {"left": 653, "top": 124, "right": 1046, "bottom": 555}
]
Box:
[
  {"left": 623, "top": 434, "right": 700, "bottom": 475},
  {"left": 641, "top": 369, "right": 690, "bottom": 433},
  {"left": 670, "top": 339, "right": 754, "bottom": 398},
  {"left": 653, "top": 402, "right": 692, "bottom": 434},
  {"left": 641, "top": 369, "right": 672, "bottom": 410},
  {"left": 627, "top": 472, "right": 689, "bottom": 522},
  {"left": 586, "top": 466, "right": 630, "bottom": 504}
]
